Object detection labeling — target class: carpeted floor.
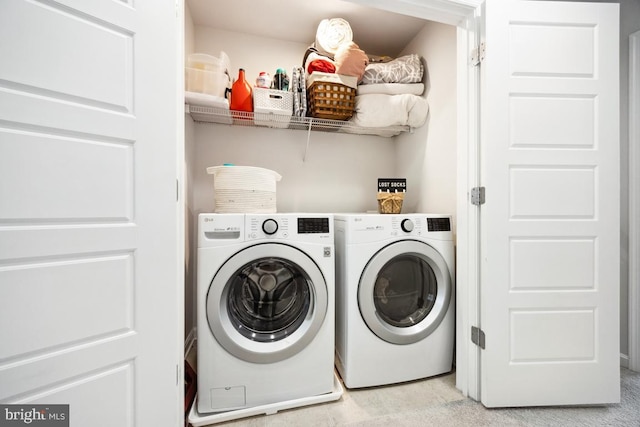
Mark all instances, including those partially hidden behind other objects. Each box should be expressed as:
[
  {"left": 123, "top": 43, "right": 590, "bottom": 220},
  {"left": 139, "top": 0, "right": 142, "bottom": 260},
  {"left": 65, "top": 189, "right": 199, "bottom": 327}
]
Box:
[{"left": 191, "top": 367, "right": 640, "bottom": 426}]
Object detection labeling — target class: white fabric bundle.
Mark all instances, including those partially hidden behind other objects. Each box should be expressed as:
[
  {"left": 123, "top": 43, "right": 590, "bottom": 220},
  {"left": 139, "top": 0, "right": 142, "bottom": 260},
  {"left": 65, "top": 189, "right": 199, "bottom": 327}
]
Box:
[
  {"left": 306, "top": 72, "right": 358, "bottom": 89},
  {"left": 315, "top": 18, "right": 353, "bottom": 57},
  {"left": 349, "top": 94, "right": 429, "bottom": 128},
  {"left": 356, "top": 83, "right": 425, "bottom": 96}
]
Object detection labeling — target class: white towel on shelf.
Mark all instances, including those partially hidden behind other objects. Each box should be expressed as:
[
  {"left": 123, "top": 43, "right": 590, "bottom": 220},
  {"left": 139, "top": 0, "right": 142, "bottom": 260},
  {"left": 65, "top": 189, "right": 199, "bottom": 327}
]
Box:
[
  {"left": 357, "top": 83, "right": 425, "bottom": 96},
  {"left": 349, "top": 94, "right": 429, "bottom": 128},
  {"left": 314, "top": 18, "right": 353, "bottom": 57}
]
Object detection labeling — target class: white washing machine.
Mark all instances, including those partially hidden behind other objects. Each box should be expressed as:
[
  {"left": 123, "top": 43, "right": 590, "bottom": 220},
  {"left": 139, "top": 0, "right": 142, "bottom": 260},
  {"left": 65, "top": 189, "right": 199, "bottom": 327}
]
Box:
[
  {"left": 196, "top": 213, "right": 335, "bottom": 414},
  {"left": 334, "top": 213, "right": 455, "bottom": 388}
]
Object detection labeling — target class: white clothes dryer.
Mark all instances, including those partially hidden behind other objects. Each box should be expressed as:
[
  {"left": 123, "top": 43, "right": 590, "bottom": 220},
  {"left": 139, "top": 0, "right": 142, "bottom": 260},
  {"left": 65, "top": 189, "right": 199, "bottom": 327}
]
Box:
[
  {"left": 334, "top": 213, "right": 455, "bottom": 388},
  {"left": 196, "top": 213, "right": 335, "bottom": 414}
]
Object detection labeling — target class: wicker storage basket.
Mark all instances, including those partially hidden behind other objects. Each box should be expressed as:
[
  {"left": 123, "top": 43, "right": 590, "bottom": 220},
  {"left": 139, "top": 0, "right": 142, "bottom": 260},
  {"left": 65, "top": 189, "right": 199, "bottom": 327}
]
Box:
[
  {"left": 377, "top": 192, "right": 404, "bottom": 214},
  {"left": 207, "top": 165, "right": 281, "bottom": 213},
  {"left": 307, "top": 81, "right": 355, "bottom": 120}
]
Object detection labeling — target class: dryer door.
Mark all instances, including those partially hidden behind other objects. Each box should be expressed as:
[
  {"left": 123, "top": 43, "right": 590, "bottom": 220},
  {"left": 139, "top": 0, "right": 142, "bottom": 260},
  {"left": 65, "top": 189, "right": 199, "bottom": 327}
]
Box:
[
  {"left": 206, "top": 243, "right": 328, "bottom": 363},
  {"left": 358, "top": 240, "right": 451, "bottom": 345}
]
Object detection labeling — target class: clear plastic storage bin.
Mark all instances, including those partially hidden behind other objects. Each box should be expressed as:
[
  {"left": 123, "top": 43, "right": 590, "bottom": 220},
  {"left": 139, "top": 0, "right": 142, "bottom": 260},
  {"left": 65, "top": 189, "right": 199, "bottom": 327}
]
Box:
[
  {"left": 185, "top": 52, "right": 230, "bottom": 98},
  {"left": 185, "top": 68, "right": 229, "bottom": 97}
]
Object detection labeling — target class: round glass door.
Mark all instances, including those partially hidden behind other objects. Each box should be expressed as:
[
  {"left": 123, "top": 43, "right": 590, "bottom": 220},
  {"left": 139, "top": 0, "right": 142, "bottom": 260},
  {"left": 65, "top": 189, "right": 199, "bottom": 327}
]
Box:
[
  {"left": 358, "top": 240, "right": 451, "bottom": 345},
  {"left": 227, "top": 257, "right": 310, "bottom": 343},
  {"left": 207, "top": 243, "right": 328, "bottom": 363}
]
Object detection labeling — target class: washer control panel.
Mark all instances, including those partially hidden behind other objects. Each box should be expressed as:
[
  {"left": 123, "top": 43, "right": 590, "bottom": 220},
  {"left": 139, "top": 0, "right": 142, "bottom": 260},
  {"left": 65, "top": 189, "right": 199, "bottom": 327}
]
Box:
[
  {"left": 248, "top": 216, "right": 290, "bottom": 239},
  {"left": 297, "top": 217, "right": 330, "bottom": 234},
  {"left": 246, "top": 214, "right": 333, "bottom": 242}
]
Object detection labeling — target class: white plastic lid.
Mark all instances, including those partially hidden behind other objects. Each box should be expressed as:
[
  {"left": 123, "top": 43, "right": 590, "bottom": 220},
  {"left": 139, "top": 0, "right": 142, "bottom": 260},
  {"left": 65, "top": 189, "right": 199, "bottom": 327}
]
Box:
[{"left": 187, "top": 52, "right": 230, "bottom": 73}]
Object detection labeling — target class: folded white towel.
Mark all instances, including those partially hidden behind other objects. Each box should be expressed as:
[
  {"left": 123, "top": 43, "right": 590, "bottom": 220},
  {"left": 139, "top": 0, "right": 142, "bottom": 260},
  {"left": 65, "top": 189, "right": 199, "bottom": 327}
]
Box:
[
  {"left": 350, "top": 94, "right": 429, "bottom": 128},
  {"left": 357, "top": 83, "right": 425, "bottom": 96}
]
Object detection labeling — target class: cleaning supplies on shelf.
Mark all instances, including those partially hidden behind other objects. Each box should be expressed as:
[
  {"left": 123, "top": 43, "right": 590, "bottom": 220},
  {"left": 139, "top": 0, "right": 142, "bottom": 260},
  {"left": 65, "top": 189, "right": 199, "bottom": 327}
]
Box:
[
  {"left": 272, "top": 68, "right": 289, "bottom": 91},
  {"left": 230, "top": 68, "right": 253, "bottom": 112},
  {"left": 255, "top": 72, "right": 272, "bottom": 89}
]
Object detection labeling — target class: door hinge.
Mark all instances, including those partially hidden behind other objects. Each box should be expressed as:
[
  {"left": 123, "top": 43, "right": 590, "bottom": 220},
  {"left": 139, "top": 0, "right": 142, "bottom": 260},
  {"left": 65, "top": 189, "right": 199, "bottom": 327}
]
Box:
[
  {"left": 470, "top": 42, "right": 486, "bottom": 66},
  {"left": 470, "top": 187, "right": 485, "bottom": 206},
  {"left": 471, "top": 326, "right": 486, "bottom": 349}
]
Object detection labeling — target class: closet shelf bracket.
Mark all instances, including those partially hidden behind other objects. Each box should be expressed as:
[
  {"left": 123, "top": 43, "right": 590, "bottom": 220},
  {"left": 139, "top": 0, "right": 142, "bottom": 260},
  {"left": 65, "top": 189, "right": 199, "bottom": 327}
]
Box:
[{"left": 304, "top": 121, "right": 312, "bottom": 162}]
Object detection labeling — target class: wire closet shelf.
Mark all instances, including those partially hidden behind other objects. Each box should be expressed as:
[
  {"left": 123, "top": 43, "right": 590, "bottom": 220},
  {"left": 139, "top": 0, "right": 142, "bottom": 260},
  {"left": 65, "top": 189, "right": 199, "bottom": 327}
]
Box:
[{"left": 187, "top": 105, "right": 411, "bottom": 137}]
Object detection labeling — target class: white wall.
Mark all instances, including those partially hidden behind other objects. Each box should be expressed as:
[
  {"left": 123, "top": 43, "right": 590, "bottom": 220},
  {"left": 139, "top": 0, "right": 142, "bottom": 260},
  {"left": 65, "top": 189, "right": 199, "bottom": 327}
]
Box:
[{"left": 395, "top": 21, "right": 458, "bottom": 231}]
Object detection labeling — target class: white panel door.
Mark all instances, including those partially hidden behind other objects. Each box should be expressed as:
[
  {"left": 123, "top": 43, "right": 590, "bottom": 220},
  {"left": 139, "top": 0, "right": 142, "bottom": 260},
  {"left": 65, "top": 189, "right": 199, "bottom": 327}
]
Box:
[
  {"left": 480, "top": 0, "right": 619, "bottom": 407},
  {"left": 0, "top": 0, "right": 182, "bottom": 425}
]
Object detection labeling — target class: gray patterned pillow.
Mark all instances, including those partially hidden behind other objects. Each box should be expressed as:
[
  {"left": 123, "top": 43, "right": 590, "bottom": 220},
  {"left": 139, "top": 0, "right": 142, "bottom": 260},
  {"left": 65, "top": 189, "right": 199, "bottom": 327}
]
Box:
[{"left": 361, "top": 54, "right": 424, "bottom": 85}]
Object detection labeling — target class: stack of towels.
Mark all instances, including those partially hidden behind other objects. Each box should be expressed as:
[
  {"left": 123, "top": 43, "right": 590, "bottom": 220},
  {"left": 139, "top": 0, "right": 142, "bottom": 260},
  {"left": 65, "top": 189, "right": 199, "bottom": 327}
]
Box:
[
  {"left": 354, "top": 53, "right": 428, "bottom": 130},
  {"left": 303, "top": 18, "right": 429, "bottom": 132}
]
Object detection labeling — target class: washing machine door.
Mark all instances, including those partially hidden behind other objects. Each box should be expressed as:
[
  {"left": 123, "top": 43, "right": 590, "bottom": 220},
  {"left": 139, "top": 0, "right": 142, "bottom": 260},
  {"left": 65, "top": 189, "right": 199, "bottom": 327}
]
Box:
[
  {"left": 358, "top": 240, "right": 451, "bottom": 345},
  {"left": 206, "top": 243, "right": 328, "bottom": 363}
]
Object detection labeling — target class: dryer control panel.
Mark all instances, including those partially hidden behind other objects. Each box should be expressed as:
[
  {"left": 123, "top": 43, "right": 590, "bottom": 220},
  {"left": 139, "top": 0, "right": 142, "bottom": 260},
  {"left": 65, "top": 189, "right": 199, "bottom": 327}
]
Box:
[{"left": 334, "top": 213, "right": 453, "bottom": 244}]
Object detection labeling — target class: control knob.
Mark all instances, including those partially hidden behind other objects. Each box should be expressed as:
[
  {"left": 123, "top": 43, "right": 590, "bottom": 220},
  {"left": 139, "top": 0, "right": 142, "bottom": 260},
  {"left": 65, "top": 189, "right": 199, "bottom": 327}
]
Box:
[
  {"left": 262, "top": 219, "right": 278, "bottom": 235},
  {"left": 401, "top": 219, "right": 414, "bottom": 233}
]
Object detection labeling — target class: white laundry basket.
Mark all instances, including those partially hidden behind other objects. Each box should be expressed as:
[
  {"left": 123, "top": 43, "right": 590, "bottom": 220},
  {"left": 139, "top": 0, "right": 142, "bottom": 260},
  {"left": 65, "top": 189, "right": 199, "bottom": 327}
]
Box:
[{"left": 207, "top": 165, "right": 282, "bottom": 213}]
